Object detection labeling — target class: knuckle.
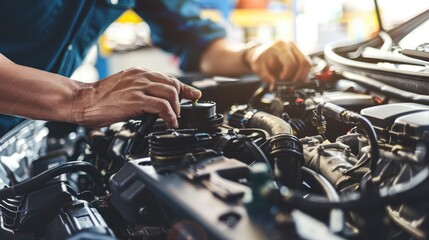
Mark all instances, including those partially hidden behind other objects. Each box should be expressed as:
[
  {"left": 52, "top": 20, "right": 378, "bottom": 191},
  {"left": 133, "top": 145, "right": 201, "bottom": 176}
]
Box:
[
  {"left": 286, "top": 41, "right": 296, "bottom": 47},
  {"left": 171, "top": 78, "right": 181, "bottom": 92},
  {"left": 127, "top": 66, "right": 145, "bottom": 74},
  {"left": 165, "top": 78, "right": 180, "bottom": 93},
  {"left": 166, "top": 85, "right": 177, "bottom": 94},
  {"left": 155, "top": 72, "right": 173, "bottom": 83},
  {"left": 304, "top": 59, "right": 311, "bottom": 67},
  {"left": 153, "top": 71, "right": 167, "bottom": 79},
  {"left": 132, "top": 66, "right": 144, "bottom": 71},
  {"left": 157, "top": 99, "right": 170, "bottom": 112},
  {"left": 130, "top": 91, "right": 142, "bottom": 100},
  {"left": 274, "top": 39, "right": 285, "bottom": 47},
  {"left": 141, "top": 82, "right": 153, "bottom": 93},
  {"left": 165, "top": 86, "right": 179, "bottom": 100}
]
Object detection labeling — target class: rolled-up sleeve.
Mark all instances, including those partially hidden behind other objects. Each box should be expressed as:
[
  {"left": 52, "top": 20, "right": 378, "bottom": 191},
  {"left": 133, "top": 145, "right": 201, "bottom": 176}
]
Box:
[{"left": 134, "top": 0, "right": 226, "bottom": 72}]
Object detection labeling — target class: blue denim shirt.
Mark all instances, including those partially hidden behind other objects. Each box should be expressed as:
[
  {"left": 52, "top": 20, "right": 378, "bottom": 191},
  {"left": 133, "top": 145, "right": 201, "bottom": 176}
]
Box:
[{"left": 0, "top": 0, "right": 226, "bottom": 135}]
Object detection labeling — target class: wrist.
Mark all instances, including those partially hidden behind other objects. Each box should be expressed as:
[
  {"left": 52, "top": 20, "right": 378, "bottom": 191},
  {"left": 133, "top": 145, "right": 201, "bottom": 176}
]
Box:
[
  {"left": 241, "top": 42, "right": 261, "bottom": 71},
  {"left": 70, "top": 81, "right": 93, "bottom": 126}
]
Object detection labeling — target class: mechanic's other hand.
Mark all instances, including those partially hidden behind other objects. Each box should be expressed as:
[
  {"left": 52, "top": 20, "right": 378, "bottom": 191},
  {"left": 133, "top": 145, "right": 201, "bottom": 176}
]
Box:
[
  {"left": 245, "top": 40, "right": 311, "bottom": 90},
  {"left": 71, "top": 67, "right": 201, "bottom": 129}
]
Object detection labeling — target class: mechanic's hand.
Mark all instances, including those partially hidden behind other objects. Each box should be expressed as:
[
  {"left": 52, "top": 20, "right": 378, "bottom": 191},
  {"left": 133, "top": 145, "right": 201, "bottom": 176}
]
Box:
[
  {"left": 245, "top": 40, "right": 311, "bottom": 90},
  {"left": 71, "top": 67, "right": 201, "bottom": 129}
]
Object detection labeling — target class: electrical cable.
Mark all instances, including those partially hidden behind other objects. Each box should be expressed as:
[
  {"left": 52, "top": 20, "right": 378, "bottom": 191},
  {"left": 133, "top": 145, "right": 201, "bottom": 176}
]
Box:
[
  {"left": 316, "top": 103, "right": 380, "bottom": 175},
  {"left": 241, "top": 137, "right": 275, "bottom": 178},
  {"left": 279, "top": 166, "right": 429, "bottom": 212},
  {"left": 0, "top": 161, "right": 105, "bottom": 200},
  {"left": 355, "top": 115, "right": 380, "bottom": 175}
]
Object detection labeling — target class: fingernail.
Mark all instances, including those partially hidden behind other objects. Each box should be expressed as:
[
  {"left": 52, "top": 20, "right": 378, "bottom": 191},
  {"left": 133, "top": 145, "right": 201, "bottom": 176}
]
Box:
[{"left": 172, "top": 120, "right": 179, "bottom": 129}]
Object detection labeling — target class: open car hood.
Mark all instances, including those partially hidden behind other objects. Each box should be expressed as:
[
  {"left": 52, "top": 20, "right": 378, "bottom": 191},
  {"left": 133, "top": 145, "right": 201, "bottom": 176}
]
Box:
[{"left": 324, "top": 9, "right": 429, "bottom": 95}]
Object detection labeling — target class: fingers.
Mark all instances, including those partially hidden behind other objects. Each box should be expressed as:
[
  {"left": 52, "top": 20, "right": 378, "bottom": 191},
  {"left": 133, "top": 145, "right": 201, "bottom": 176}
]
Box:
[
  {"left": 256, "top": 64, "right": 276, "bottom": 91},
  {"left": 78, "top": 67, "right": 203, "bottom": 129},
  {"left": 130, "top": 68, "right": 202, "bottom": 127},
  {"left": 140, "top": 82, "right": 201, "bottom": 128},
  {"left": 179, "top": 81, "right": 202, "bottom": 100},
  {"left": 128, "top": 67, "right": 201, "bottom": 101},
  {"left": 248, "top": 40, "right": 311, "bottom": 87},
  {"left": 142, "top": 82, "right": 181, "bottom": 117},
  {"left": 276, "top": 43, "right": 297, "bottom": 81},
  {"left": 139, "top": 95, "right": 178, "bottom": 128},
  {"left": 288, "top": 44, "right": 311, "bottom": 82},
  {"left": 273, "top": 41, "right": 310, "bottom": 82},
  {"left": 144, "top": 71, "right": 182, "bottom": 93},
  {"left": 140, "top": 71, "right": 201, "bottom": 120}
]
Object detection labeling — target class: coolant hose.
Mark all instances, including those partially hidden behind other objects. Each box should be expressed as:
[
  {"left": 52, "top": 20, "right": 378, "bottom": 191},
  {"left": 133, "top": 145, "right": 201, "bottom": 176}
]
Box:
[{"left": 248, "top": 112, "right": 293, "bottom": 136}]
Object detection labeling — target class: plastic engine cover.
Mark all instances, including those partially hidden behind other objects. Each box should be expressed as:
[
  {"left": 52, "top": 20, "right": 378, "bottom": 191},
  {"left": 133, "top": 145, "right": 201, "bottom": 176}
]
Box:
[
  {"left": 360, "top": 103, "right": 429, "bottom": 141},
  {"left": 46, "top": 200, "right": 115, "bottom": 240},
  {"left": 390, "top": 111, "right": 429, "bottom": 145}
]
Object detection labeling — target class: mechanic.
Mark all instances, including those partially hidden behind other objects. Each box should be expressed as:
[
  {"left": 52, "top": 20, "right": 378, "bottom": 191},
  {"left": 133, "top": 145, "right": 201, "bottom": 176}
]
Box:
[{"left": 0, "top": 0, "right": 311, "bottom": 136}]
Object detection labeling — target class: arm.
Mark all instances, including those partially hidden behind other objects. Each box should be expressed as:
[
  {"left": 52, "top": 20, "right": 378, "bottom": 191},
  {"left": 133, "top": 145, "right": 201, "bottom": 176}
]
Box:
[
  {"left": 133, "top": 1, "right": 227, "bottom": 71},
  {"left": 0, "top": 54, "right": 201, "bottom": 128},
  {"left": 0, "top": 54, "right": 79, "bottom": 123},
  {"left": 200, "top": 39, "right": 312, "bottom": 90},
  {"left": 133, "top": 1, "right": 310, "bottom": 88},
  {"left": 199, "top": 39, "right": 249, "bottom": 77}
]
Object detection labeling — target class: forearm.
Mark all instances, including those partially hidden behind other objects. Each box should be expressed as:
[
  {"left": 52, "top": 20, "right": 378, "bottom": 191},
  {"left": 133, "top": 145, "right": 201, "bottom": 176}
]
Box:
[
  {"left": 0, "top": 54, "right": 81, "bottom": 123},
  {"left": 199, "top": 39, "right": 250, "bottom": 76}
]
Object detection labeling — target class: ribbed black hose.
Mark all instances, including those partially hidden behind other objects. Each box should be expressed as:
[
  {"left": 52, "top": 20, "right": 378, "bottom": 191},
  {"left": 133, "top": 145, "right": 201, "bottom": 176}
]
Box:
[
  {"left": 0, "top": 161, "right": 105, "bottom": 200},
  {"left": 248, "top": 112, "right": 293, "bottom": 136},
  {"left": 267, "top": 134, "right": 303, "bottom": 189}
]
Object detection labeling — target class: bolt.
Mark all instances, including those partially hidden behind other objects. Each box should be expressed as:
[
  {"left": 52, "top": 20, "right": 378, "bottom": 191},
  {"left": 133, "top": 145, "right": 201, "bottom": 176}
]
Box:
[{"left": 138, "top": 207, "right": 148, "bottom": 216}]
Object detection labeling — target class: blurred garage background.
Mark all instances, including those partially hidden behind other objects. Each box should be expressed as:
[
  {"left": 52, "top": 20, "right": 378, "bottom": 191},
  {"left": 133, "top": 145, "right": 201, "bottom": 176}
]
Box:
[{"left": 71, "top": 0, "right": 429, "bottom": 82}]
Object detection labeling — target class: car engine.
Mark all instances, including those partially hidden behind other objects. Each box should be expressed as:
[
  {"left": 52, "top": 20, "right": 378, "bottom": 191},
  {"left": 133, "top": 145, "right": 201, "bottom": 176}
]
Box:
[{"left": 1, "top": 9, "right": 429, "bottom": 240}]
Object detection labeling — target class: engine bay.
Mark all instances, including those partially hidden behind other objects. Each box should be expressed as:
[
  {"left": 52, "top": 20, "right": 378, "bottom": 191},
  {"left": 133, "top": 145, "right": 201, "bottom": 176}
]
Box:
[{"left": 1, "top": 10, "right": 429, "bottom": 240}]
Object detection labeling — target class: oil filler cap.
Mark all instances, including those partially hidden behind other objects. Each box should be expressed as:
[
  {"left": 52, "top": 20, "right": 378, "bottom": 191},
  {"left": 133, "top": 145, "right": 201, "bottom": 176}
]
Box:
[{"left": 179, "top": 101, "right": 223, "bottom": 129}]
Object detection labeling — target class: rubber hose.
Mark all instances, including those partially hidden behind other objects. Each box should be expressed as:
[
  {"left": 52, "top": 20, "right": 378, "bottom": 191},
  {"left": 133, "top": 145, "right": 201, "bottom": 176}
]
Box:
[
  {"left": 0, "top": 161, "right": 105, "bottom": 200},
  {"left": 248, "top": 112, "right": 293, "bottom": 136}
]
